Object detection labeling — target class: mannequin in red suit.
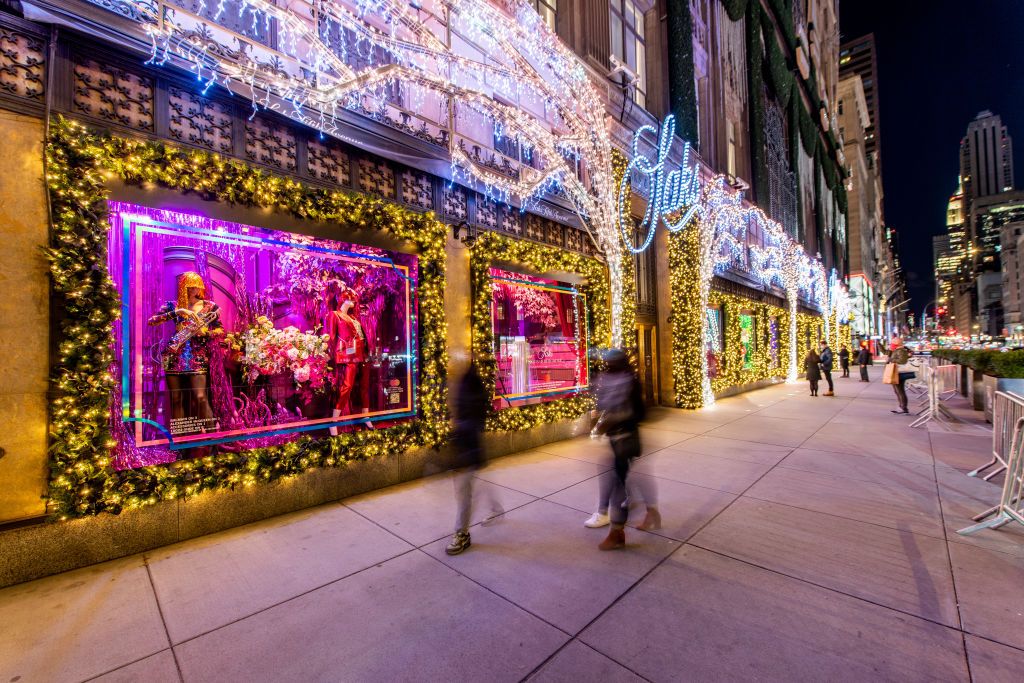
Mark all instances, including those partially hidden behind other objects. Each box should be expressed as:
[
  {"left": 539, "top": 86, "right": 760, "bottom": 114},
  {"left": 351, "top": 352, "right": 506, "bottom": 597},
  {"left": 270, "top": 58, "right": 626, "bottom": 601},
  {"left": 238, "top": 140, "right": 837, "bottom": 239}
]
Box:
[{"left": 325, "top": 288, "right": 370, "bottom": 434}]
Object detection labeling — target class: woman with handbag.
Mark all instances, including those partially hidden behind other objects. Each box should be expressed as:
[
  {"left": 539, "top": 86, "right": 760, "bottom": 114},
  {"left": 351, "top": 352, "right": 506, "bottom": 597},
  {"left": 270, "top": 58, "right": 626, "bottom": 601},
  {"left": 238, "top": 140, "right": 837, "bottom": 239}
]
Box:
[{"left": 884, "top": 337, "right": 914, "bottom": 414}]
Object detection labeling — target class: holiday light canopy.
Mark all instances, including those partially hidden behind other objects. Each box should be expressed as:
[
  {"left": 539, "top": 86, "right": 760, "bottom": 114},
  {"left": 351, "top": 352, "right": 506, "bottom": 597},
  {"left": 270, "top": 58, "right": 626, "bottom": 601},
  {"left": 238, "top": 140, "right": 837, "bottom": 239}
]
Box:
[{"left": 104, "top": 0, "right": 629, "bottom": 344}]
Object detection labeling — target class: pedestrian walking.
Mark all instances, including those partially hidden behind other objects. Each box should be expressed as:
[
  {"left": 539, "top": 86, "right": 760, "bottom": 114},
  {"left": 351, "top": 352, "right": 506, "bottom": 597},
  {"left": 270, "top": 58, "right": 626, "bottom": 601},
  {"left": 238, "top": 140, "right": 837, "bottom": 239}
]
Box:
[
  {"left": 839, "top": 346, "right": 850, "bottom": 377},
  {"left": 857, "top": 342, "right": 871, "bottom": 382},
  {"left": 805, "top": 348, "right": 821, "bottom": 396},
  {"left": 583, "top": 462, "right": 660, "bottom": 531},
  {"left": 445, "top": 363, "right": 503, "bottom": 556},
  {"left": 818, "top": 340, "right": 835, "bottom": 396},
  {"left": 882, "top": 337, "right": 915, "bottom": 415},
  {"left": 592, "top": 349, "right": 650, "bottom": 551}
]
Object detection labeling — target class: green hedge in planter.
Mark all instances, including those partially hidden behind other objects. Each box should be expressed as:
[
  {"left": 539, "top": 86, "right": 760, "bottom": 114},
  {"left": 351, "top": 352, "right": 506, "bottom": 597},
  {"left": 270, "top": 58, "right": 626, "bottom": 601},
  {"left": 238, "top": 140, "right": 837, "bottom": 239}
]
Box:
[
  {"left": 934, "top": 349, "right": 1024, "bottom": 376},
  {"left": 990, "top": 351, "right": 1024, "bottom": 379}
]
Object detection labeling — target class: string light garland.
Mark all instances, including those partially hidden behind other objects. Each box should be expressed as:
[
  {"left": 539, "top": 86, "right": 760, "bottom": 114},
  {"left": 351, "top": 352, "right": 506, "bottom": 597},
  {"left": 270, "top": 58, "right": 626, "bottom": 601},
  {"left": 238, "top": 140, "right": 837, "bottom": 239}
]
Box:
[
  {"left": 44, "top": 116, "right": 449, "bottom": 518},
  {"left": 105, "top": 0, "right": 631, "bottom": 347},
  {"left": 468, "top": 231, "right": 610, "bottom": 432},
  {"left": 667, "top": 170, "right": 854, "bottom": 407},
  {"left": 705, "top": 290, "right": 789, "bottom": 395}
]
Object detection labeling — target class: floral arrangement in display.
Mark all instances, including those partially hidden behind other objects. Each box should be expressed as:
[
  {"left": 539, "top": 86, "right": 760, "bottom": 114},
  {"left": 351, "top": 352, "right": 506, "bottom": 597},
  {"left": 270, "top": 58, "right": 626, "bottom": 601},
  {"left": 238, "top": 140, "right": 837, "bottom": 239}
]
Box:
[
  {"left": 238, "top": 316, "right": 331, "bottom": 388},
  {"left": 492, "top": 269, "right": 559, "bottom": 331}
]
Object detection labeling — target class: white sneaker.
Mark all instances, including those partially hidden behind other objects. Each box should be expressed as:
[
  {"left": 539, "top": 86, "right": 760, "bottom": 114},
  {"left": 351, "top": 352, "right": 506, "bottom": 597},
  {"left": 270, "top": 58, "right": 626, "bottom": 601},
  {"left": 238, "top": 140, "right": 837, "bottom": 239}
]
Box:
[{"left": 584, "top": 511, "right": 610, "bottom": 528}]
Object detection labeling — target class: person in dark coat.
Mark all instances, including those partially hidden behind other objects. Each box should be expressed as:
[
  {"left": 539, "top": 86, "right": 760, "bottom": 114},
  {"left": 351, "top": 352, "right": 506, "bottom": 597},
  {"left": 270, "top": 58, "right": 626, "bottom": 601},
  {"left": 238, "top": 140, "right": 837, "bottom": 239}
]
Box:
[
  {"left": 446, "top": 363, "right": 503, "bottom": 555},
  {"left": 818, "top": 340, "right": 835, "bottom": 396},
  {"left": 805, "top": 349, "right": 822, "bottom": 396},
  {"left": 839, "top": 346, "right": 850, "bottom": 377},
  {"left": 856, "top": 342, "right": 871, "bottom": 382},
  {"left": 594, "top": 348, "right": 648, "bottom": 551}
]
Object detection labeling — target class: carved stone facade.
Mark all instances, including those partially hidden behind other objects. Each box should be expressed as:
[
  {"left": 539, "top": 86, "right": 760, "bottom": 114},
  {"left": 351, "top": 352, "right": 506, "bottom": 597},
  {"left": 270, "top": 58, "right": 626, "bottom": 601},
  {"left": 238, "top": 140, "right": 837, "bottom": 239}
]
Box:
[
  {"left": 245, "top": 116, "right": 297, "bottom": 172},
  {"left": 72, "top": 58, "right": 154, "bottom": 132},
  {"left": 168, "top": 86, "right": 233, "bottom": 154},
  {"left": 306, "top": 137, "right": 351, "bottom": 187},
  {"left": 0, "top": 26, "right": 44, "bottom": 102},
  {"left": 401, "top": 169, "right": 433, "bottom": 210}
]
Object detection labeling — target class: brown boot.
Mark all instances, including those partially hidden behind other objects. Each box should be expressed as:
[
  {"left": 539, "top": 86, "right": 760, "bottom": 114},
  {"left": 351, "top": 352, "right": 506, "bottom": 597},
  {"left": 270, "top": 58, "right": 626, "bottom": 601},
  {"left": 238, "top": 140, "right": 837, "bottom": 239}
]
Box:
[
  {"left": 639, "top": 507, "right": 662, "bottom": 531},
  {"left": 598, "top": 526, "right": 625, "bottom": 551}
]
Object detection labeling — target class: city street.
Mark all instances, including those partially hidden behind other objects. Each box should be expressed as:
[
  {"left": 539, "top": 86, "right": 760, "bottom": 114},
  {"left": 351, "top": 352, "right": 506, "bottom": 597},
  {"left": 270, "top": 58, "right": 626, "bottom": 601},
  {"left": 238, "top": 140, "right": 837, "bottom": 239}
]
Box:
[{"left": 2, "top": 368, "right": 1021, "bottom": 682}]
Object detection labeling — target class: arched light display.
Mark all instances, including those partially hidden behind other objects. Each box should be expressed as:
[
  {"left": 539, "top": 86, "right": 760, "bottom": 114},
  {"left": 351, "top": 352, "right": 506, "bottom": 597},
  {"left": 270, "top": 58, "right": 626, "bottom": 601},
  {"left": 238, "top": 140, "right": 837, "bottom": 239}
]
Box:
[{"left": 106, "top": 0, "right": 631, "bottom": 345}]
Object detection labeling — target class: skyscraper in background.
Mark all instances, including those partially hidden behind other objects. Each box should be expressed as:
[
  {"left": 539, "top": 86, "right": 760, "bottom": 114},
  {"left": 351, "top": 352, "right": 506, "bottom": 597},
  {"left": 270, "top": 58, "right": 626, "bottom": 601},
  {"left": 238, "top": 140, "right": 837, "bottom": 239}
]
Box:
[
  {"left": 839, "top": 35, "right": 883, "bottom": 189},
  {"left": 961, "top": 111, "right": 1015, "bottom": 201}
]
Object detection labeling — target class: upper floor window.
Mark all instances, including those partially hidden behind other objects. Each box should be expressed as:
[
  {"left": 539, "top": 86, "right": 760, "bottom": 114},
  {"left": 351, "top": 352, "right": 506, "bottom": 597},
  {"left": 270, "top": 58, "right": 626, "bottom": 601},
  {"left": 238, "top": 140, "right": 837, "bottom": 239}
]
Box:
[
  {"left": 533, "top": 0, "right": 557, "bottom": 31},
  {"left": 610, "top": 0, "right": 647, "bottom": 108}
]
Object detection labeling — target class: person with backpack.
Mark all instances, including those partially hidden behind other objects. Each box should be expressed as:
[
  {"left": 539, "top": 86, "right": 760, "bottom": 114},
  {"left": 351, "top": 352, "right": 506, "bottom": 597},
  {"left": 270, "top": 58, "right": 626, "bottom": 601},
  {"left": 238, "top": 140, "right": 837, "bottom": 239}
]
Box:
[{"left": 592, "top": 349, "right": 653, "bottom": 550}]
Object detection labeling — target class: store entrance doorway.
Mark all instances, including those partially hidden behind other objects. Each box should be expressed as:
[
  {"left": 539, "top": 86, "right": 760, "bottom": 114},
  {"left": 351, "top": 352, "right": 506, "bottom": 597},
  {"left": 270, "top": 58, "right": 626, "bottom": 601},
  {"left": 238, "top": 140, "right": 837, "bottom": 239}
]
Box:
[{"left": 636, "top": 324, "right": 659, "bottom": 405}]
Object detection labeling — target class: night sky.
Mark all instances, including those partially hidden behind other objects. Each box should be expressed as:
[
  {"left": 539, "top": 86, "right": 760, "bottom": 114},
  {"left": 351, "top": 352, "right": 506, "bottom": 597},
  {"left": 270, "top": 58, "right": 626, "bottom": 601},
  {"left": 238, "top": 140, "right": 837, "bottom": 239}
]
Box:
[{"left": 839, "top": 0, "right": 1024, "bottom": 323}]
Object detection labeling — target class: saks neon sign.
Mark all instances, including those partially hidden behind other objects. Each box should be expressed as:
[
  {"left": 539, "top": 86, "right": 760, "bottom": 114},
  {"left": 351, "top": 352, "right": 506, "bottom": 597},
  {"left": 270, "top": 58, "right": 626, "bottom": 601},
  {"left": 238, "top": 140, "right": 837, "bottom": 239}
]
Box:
[{"left": 618, "top": 115, "right": 702, "bottom": 253}]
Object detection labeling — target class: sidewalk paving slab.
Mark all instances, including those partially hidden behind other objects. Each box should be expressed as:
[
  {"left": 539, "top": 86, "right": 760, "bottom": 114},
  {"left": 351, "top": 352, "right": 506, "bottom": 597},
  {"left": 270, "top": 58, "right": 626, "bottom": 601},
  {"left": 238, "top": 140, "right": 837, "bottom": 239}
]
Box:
[
  {"left": 801, "top": 420, "right": 935, "bottom": 464},
  {"left": 690, "top": 497, "right": 959, "bottom": 626},
  {"left": 653, "top": 434, "right": 793, "bottom": 466},
  {"left": 964, "top": 635, "right": 1024, "bottom": 683},
  {"left": 421, "top": 499, "right": 679, "bottom": 634},
  {"left": 0, "top": 556, "right": 169, "bottom": 683},
  {"left": 948, "top": 542, "right": 1024, "bottom": 651},
  {"left": 92, "top": 650, "right": 179, "bottom": 683},
  {"left": 525, "top": 640, "right": 644, "bottom": 683},
  {"left": 344, "top": 470, "right": 535, "bottom": 547},
  {"left": 933, "top": 466, "right": 1024, "bottom": 558},
  {"left": 631, "top": 448, "right": 775, "bottom": 494},
  {"left": 744, "top": 466, "right": 945, "bottom": 539},
  {"left": 776, "top": 447, "right": 939, "bottom": 493},
  {"left": 173, "top": 551, "right": 568, "bottom": 683},
  {"left": 705, "top": 414, "right": 824, "bottom": 448},
  {"left": 546, "top": 472, "right": 737, "bottom": 542},
  {"left": 471, "top": 450, "right": 608, "bottom": 498},
  {"left": 146, "top": 502, "right": 414, "bottom": 643},
  {"left": 579, "top": 545, "right": 969, "bottom": 683}
]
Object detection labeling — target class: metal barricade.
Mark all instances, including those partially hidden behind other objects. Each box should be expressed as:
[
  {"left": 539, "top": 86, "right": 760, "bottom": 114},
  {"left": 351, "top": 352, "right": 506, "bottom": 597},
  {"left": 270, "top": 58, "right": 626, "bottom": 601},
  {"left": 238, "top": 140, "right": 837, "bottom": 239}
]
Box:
[
  {"left": 959, "top": 397, "right": 1024, "bottom": 536},
  {"left": 910, "top": 364, "right": 958, "bottom": 429},
  {"left": 968, "top": 390, "right": 1024, "bottom": 480}
]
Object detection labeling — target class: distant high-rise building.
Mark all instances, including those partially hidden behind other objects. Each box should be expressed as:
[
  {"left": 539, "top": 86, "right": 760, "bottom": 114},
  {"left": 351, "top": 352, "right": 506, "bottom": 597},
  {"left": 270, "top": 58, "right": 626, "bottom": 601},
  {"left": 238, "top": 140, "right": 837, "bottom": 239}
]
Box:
[
  {"left": 839, "top": 35, "right": 882, "bottom": 186},
  {"left": 946, "top": 179, "right": 968, "bottom": 278},
  {"left": 960, "top": 111, "right": 1014, "bottom": 201}
]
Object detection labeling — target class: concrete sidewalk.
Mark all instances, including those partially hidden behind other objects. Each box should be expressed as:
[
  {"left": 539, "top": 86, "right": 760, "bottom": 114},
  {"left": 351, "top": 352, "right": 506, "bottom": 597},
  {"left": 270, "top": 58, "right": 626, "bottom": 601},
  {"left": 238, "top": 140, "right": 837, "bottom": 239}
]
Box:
[{"left": 3, "top": 367, "right": 1024, "bottom": 682}]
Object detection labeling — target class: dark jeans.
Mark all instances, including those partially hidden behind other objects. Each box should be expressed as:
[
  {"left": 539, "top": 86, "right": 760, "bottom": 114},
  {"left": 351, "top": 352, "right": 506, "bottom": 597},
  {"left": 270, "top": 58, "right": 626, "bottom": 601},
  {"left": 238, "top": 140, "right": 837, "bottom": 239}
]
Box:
[
  {"left": 860, "top": 364, "right": 869, "bottom": 381},
  {"left": 608, "top": 430, "right": 640, "bottom": 526},
  {"left": 841, "top": 361, "right": 849, "bottom": 377},
  {"left": 893, "top": 372, "right": 915, "bottom": 412},
  {"left": 809, "top": 379, "right": 818, "bottom": 394},
  {"left": 822, "top": 369, "right": 834, "bottom": 392}
]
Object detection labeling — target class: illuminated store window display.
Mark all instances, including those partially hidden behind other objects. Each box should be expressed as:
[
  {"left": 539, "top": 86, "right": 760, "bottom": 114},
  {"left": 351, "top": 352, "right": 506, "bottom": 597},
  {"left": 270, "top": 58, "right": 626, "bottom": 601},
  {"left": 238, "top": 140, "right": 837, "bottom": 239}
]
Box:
[
  {"left": 108, "top": 202, "right": 417, "bottom": 470},
  {"left": 739, "top": 311, "right": 755, "bottom": 370},
  {"left": 490, "top": 268, "right": 589, "bottom": 410}
]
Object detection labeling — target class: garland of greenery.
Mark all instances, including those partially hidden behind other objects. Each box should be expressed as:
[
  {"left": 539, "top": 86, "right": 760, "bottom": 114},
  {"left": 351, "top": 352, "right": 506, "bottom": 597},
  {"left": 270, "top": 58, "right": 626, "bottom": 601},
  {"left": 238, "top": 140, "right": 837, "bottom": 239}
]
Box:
[
  {"left": 667, "top": 225, "right": 705, "bottom": 408},
  {"left": 667, "top": 0, "right": 700, "bottom": 146},
  {"left": 468, "top": 231, "right": 610, "bottom": 432},
  {"left": 707, "top": 290, "right": 790, "bottom": 394},
  {"left": 45, "top": 116, "right": 450, "bottom": 518},
  {"left": 746, "top": 0, "right": 769, "bottom": 206}
]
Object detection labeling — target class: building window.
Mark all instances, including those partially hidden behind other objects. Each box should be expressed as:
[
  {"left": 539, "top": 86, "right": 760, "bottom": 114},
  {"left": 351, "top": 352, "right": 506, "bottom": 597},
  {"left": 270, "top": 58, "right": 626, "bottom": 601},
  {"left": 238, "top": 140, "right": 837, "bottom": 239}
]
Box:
[
  {"left": 532, "top": 0, "right": 557, "bottom": 31},
  {"left": 610, "top": 0, "right": 647, "bottom": 108}
]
